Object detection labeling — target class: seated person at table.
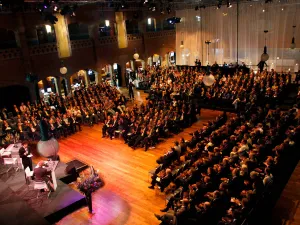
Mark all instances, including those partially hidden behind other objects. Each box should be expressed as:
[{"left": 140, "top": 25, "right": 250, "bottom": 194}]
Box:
[{"left": 34, "top": 161, "right": 54, "bottom": 191}]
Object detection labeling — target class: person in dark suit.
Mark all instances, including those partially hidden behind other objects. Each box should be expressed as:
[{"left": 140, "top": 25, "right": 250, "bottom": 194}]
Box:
[
  {"left": 118, "top": 117, "right": 129, "bottom": 141},
  {"left": 19, "top": 141, "right": 32, "bottom": 171},
  {"left": 107, "top": 115, "right": 119, "bottom": 139},
  {"left": 102, "top": 115, "right": 113, "bottom": 138},
  {"left": 149, "top": 168, "right": 173, "bottom": 192},
  {"left": 34, "top": 161, "right": 54, "bottom": 191},
  {"left": 128, "top": 81, "right": 135, "bottom": 100},
  {"left": 155, "top": 198, "right": 190, "bottom": 225}
]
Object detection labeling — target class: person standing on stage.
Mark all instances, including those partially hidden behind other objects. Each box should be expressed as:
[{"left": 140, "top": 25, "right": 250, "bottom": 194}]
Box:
[
  {"left": 128, "top": 81, "right": 135, "bottom": 100},
  {"left": 19, "top": 141, "right": 33, "bottom": 171}
]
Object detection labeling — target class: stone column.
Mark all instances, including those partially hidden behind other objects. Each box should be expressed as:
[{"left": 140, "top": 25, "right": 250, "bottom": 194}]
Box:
[
  {"left": 53, "top": 14, "right": 72, "bottom": 58},
  {"left": 55, "top": 76, "right": 62, "bottom": 96},
  {"left": 115, "top": 12, "right": 128, "bottom": 49}
]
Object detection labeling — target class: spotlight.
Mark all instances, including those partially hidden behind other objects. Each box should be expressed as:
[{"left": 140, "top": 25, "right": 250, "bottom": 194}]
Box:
[
  {"left": 148, "top": 3, "right": 156, "bottom": 11},
  {"left": 37, "top": 4, "right": 44, "bottom": 13},
  {"left": 167, "top": 17, "right": 181, "bottom": 24},
  {"left": 227, "top": 1, "right": 232, "bottom": 8},
  {"left": 43, "top": 0, "right": 50, "bottom": 9},
  {"left": 53, "top": 5, "right": 58, "bottom": 12},
  {"left": 120, "top": 0, "right": 127, "bottom": 9}
]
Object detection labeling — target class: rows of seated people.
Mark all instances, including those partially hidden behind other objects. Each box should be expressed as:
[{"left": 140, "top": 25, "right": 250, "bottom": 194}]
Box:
[
  {"left": 149, "top": 105, "right": 299, "bottom": 225},
  {"left": 101, "top": 97, "right": 201, "bottom": 151},
  {"left": 147, "top": 68, "right": 291, "bottom": 110},
  {"left": 0, "top": 83, "right": 126, "bottom": 146}
]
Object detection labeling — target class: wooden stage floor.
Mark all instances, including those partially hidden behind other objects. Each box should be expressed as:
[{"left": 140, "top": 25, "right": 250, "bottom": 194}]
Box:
[{"left": 32, "top": 88, "right": 299, "bottom": 225}]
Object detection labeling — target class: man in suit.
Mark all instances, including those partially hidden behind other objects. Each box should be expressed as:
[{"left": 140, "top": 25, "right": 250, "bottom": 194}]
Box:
[
  {"left": 118, "top": 117, "right": 129, "bottom": 141},
  {"left": 107, "top": 115, "right": 118, "bottom": 139},
  {"left": 155, "top": 198, "right": 190, "bottom": 225},
  {"left": 19, "top": 141, "right": 32, "bottom": 171},
  {"left": 102, "top": 115, "right": 113, "bottom": 138},
  {"left": 34, "top": 161, "right": 54, "bottom": 191},
  {"left": 128, "top": 81, "right": 135, "bottom": 100},
  {"left": 149, "top": 168, "right": 173, "bottom": 192}
]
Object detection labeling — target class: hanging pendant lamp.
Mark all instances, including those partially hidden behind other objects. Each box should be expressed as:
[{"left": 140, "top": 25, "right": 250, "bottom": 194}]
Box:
[{"left": 261, "top": 30, "right": 269, "bottom": 62}]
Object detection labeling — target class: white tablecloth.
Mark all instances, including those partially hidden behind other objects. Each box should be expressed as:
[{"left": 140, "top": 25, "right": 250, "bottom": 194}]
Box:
[{"left": 5, "top": 143, "right": 22, "bottom": 156}]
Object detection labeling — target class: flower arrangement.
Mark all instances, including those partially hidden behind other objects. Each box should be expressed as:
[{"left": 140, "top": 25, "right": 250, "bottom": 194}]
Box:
[{"left": 77, "top": 166, "right": 104, "bottom": 195}]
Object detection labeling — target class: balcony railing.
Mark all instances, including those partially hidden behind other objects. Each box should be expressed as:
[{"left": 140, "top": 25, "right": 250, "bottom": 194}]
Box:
[
  {"left": 145, "top": 30, "right": 175, "bottom": 39},
  {"left": 127, "top": 34, "right": 143, "bottom": 41},
  {"left": 0, "top": 48, "right": 22, "bottom": 60},
  {"left": 97, "top": 36, "right": 117, "bottom": 46},
  {"left": 71, "top": 39, "right": 93, "bottom": 50},
  {"left": 29, "top": 43, "right": 57, "bottom": 56},
  {"left": 29, "top": 39, "right": 93, "bottom": 56}
]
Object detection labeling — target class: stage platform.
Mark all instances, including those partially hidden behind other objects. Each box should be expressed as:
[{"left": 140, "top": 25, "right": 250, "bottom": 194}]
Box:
[{"left": 0, "top": 162, "right": 86, "bottom": 225}]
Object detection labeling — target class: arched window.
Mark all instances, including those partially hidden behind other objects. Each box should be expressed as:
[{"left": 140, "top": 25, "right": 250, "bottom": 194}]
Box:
[
  {"left": 68, "top": 23, "right": 89, "bottom": 40},
  {"left": 0, "top": 28, "right": 17, "bottom": 49}
]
